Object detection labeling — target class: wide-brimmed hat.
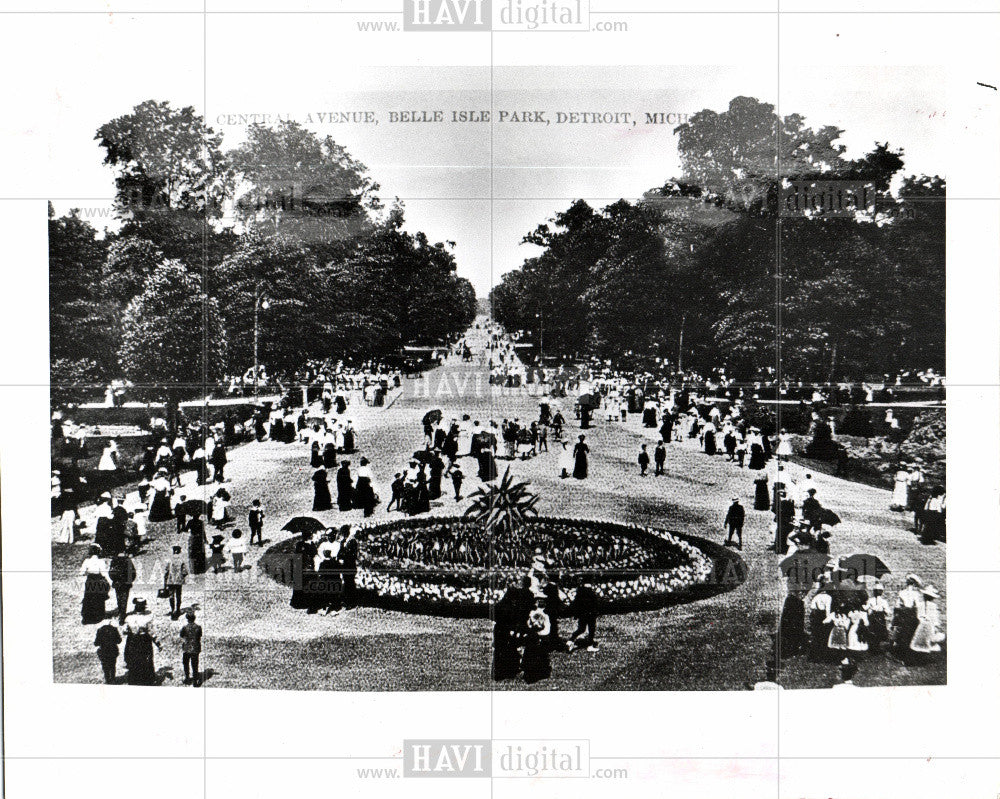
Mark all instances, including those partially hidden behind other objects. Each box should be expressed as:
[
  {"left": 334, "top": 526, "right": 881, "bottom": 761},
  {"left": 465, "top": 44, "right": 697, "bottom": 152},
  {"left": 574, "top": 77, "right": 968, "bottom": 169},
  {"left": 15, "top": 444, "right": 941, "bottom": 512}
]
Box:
[
  {"left": 922, "top": 585, "right": 940, "bottom": 599},
  {"left": 132, "top": 597, "right": 148, "bottom": 613}
]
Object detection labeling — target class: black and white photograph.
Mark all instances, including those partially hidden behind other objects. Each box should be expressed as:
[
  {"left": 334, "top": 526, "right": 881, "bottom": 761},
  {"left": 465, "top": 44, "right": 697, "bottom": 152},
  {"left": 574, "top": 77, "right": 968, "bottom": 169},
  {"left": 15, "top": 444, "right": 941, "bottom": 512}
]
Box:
[
  {"left": 2, "top": 3, "right": 999, "bottom": 797},
  {"left": 46, "top": 61, "right": 949, "bottom": 692}
]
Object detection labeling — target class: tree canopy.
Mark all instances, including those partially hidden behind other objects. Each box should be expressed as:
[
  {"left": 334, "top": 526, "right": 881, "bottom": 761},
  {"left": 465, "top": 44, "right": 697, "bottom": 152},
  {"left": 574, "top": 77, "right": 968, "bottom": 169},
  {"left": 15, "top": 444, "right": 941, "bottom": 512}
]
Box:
[
  {"left": 51, "top": 100, "right": 479, "bottom": 394},
  {"left": 492, "top": 97, "right": 944, "bottom": 381}
]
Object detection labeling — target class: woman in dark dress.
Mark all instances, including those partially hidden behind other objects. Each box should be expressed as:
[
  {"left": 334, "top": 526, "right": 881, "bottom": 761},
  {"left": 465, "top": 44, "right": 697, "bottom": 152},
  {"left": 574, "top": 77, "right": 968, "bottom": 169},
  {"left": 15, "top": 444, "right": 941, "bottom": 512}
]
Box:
[
  {"left": 80, "top": 546, "right": 110, "bottom": 624},
  {"left": 148, "top": 472, "right": 173, "bottom": 521},
  {"left": 124, "top": 625, "right": 158, "bottom": 685},
  {"left": 290, "top": 534, "right": 319, "bottom": 610},
  {"left": 335, "top": 395, "right": 347, "bottom": 414},
  {"left": 642, "top": 404, "right": 656, "bottom": 428},
  {"left": 186, "top": 513, "right": 208, "bottom": 574},
  {"left": 310, "top": 442, "right": 324, "bottom": 468},
  {"left": 748, "top": 442, "right": 766, "bottom": 470},
  {"left": 478, "top": 447, "right": 498, "bottom": 482},
  {"left": 704, "top": 428, "right": 717, "bottom": 456},
  {"left": 428, "top": 455, "right": 444, "bottom": 500},
  {"left": 492, "top": 589, "right": 522, "bottom": 681},
  {"left": 312, "top": 468, "right": 333, "bottom": 512},
  {"left": 342, "top": 426, "right": 356, "bottom": 454},
  {"left": 754, "top": 475, "right": 770, "bottom": 510},
  {"left": 778, "top": 588, "right": 808, "bottom": 657},
  {"left": 317, "top": 551, "right": 343, "bottom": 612},
  {"left": 773, "top": 496, "right": 795, "bottom": 555},
  {"left": 572, "top": 435, "right": 589, "bottom": 479},
  {"left": 322, "top": 441, "right": 338, "bottom": 468},
  {"left": 336, "top": 462, "right": 354, "bottom": 511},
  {"left": 414, "top": 471, "right": 431, "bottom": 514},
  {"left": 354, "top": 459, "right": 378, "bottom": 518}
]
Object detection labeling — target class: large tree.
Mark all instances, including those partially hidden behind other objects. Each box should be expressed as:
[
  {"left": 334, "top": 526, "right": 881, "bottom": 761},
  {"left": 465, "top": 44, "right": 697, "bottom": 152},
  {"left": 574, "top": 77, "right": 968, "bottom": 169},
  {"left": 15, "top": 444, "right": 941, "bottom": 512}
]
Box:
[
  {"left": 229, "top": 120, "right": 380, "bottom": 245},
  {"left": 212, "top": 235, "right": 337, "bottom": 377},
  {"left": 96, "top": 100, "right": 229, "bottom": 217},
  {"left": 48, "top": 204, "right": 116, "bottom": 380},
  {"left": 118, "top": 261, "right": 226, "bottom": 386}
]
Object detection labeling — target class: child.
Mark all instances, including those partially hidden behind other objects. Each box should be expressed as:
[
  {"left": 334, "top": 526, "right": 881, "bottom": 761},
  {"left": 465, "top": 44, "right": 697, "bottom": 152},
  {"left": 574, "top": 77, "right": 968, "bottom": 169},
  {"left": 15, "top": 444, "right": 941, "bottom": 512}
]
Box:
[
  {"left": 451, "top": 465, "right": 464, "bottom": 501},
  {"left": 209, "top": 534, "right": 226, "bottom": 573},
  {"left": 229, "top": 529, "right": 247, "bottom": 573},
  {"left": 248, "top": 499, "right": 264, "bottom": 546},
  {"left": 175, "top": 494, "right": 188, "bottom": 534},
  {"left": 211, "top": 492, "right": 229, "bottom": 528}
]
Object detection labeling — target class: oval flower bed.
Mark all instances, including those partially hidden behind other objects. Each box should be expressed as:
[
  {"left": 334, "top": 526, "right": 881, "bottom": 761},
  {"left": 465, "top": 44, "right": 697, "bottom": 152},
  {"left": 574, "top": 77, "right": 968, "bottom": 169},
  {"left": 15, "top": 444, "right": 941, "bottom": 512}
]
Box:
[{"left": 261, "top": 516, "right": 745, "bottom": 617}]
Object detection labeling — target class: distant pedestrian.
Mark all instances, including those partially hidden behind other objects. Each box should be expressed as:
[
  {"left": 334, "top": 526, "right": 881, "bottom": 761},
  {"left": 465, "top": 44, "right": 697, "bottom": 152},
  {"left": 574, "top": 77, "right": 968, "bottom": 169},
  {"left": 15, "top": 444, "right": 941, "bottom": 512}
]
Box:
[
  {"left": 163, "top": 545, "right": 188, "bottom": 621},
  {"left": 248, "top": 499, "right": 265, "bottom": 546},
  {"left": 653, "top": 441, "right": 666, "bottom": 475},
  {"left": 568, "top": 582, "right": 600, "bottom": 651},
  {"left": 724, "top": 497, "right": 745, "bottom": 550},
  {"left": 638, "top": 444, "right": 650, "bottom": 476},
  {"left": 179, "top": 611, "right": 203, "bottom": 686},
  {"left": 108, "top": 551, "right": 136, "bottom": 625},
  {"left": 389, "top": 473, "right": 404, "bottom": 511},
  {"left": 229, "top": 529, "right": 247, "bottom": 572},
  {"left": 451, "top": 465, "right": 464, "bottom": 501},
  {"left": 94, "top": 623, "right": 122, "bottom": 684}
]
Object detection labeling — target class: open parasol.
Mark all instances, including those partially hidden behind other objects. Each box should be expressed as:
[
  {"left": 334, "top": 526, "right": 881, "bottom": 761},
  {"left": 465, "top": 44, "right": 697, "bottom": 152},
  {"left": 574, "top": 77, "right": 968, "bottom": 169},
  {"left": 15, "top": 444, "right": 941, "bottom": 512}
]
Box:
[
  {"left": 281, "top": 516, "right": 327, "bottom": 535},
  {"left": 837, "top": 553, "right": 891, "bottom": 581},
  {"left": 176, "top": 498, "right": 208, "bottom": 517},
  {"left": 779, "top": 549, "right": 832, "bottom": 589}
]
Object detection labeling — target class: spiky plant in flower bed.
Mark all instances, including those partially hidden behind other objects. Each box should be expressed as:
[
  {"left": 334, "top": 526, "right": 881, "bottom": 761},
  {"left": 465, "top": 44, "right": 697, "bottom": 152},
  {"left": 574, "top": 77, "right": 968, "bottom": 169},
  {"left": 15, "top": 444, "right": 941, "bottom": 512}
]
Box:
[{"left": 462, "top": 467, "right": 539, "bottom": 538}]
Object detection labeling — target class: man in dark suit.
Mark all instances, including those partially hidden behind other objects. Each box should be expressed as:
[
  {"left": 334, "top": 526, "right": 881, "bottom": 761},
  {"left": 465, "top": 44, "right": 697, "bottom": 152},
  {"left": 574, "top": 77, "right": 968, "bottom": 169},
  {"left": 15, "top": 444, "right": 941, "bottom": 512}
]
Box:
[
  {"left": 568, "top": 582, "right": 600, "bottom": 651},
  {"left": 724, "top": 497, "right": 745, "bottom": 550},
  {"left": 653, "top": 441, "right": 667, "bottom": 475},
  {"left": 339, "top": 527, "right": 359, "bottom": 609}
]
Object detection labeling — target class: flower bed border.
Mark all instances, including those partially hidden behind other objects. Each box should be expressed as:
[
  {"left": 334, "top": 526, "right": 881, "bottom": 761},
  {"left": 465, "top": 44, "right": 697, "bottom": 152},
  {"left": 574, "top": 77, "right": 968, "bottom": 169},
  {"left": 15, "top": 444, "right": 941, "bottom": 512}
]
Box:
[{"left": 260, "top": 516, "right": 747, "bottom": 618}]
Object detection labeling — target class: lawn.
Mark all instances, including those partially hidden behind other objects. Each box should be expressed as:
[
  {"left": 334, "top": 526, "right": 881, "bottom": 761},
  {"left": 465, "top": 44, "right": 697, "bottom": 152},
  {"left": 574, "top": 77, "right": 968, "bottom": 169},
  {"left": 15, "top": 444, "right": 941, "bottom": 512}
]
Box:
[{"left": 52, "top": 354, "right": 946, "bottom": 691}]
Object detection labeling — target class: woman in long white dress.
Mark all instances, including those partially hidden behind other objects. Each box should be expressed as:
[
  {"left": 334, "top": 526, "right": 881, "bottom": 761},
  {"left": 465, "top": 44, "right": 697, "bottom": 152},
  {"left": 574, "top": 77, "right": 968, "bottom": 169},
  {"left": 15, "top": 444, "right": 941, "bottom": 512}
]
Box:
[
  {"left": 58, "top": 507, "right": 78, "bottom": 544},
  {"left": 846, "top": 609, "right": 870, "bottom": 654},
  {"left": 890, "top": 468, "right": 909, "bottom": 510},
  {"left": 558, "top": 441, "right": 574, "bottom": 479},
  {"left": 910, "top": 585, "right": 945, "bottom": 658},
  {"left": 775, "top": 428, "right": 793, "bottom": 459}
]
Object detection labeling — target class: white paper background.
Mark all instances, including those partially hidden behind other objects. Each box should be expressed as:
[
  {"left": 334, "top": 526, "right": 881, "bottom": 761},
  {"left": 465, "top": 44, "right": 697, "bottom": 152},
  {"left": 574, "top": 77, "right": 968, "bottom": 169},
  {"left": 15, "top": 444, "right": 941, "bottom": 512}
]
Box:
[{"left": 1, "top": 4, "right": 998, "bottom": 798}]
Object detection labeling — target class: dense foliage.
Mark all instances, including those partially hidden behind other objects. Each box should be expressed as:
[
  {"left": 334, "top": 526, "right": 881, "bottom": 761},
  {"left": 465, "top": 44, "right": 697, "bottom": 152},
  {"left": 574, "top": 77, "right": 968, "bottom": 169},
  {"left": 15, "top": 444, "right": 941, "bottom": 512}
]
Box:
[
  {"left": 50, "top": 100, "right": 478, "bottom": 391},
  {"left": 490, "top": 97, "right": 945, "bottom": 381}
]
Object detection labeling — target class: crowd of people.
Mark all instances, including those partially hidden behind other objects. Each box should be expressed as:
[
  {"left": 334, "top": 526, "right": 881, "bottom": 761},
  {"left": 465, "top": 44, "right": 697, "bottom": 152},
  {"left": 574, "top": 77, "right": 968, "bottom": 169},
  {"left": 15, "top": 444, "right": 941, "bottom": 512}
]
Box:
[
  {"left": 493, "top": 570, "right": 602, "bottom": 684},
  {"left": 779, "top": 571, "right": 945, "bottom": 666},
  {"left": 58, "top": 314, "right": 946, "bottom": 689}
]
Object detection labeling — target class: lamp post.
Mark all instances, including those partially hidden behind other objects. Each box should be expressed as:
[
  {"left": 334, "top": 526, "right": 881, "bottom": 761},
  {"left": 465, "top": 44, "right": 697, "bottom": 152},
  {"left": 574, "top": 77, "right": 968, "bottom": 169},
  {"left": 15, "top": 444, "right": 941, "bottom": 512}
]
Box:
[
  {"left": 253, "top": 287, "right": 270, "bottom": 400},
  {"left": 535, "top": 310, "right": 544, "bottom": 362}
]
